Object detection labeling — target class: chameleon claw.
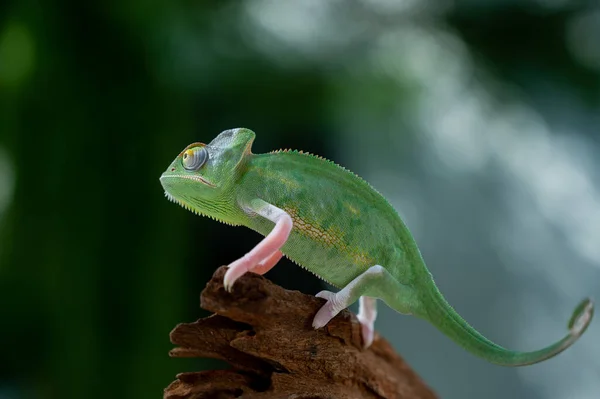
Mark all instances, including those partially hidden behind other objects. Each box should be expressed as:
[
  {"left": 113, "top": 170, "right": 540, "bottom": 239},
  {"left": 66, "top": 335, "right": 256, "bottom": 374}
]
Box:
[
  {"left": 357, "top": 314, "right": 375, "bottom": 348},
  {"left": 223, "top": 263, "right": 247, "bottom": 292},
  {"left": 312, "top": 308, "right": 331, "bottom": 329},
  {"left": 357, "top": 296, "right": 377, "bottom": 348},
  {"left": 223, "top": 272, "right": 235, "bottom": 292},
  {"left": 313, "top": 291, "right": 342, "bottom": 329}
]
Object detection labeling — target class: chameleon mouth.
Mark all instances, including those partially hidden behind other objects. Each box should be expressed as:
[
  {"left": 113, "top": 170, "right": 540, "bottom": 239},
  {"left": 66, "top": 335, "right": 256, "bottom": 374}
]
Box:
[{"left": 160, "top": 173, "right": 216, "bottom": 188}]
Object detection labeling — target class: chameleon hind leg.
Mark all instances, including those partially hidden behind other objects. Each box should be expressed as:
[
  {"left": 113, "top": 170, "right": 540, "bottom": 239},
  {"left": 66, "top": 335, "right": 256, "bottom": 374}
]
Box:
[
  {"left": 224, "top": 200, "right": 292, "bottom": 291},
  {"left": 312, "top": 265, "right": 416, "bottom": 348}
]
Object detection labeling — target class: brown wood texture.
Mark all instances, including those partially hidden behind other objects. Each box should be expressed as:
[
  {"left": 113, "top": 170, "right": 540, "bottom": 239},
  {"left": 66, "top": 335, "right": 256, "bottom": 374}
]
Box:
[{"left": 164, "top": 266, "right": 437, "bottom": 399}]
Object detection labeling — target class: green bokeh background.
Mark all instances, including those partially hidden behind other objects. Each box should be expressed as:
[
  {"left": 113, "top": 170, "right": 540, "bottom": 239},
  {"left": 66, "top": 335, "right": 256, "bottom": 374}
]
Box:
[{"left": 1, "top": 1, "right": 599, "bottom": 398}]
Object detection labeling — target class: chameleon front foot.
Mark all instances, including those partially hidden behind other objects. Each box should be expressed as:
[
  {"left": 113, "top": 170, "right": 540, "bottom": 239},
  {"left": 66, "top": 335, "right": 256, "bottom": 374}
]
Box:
[
  {"left": 223, "top": 250, "right": 284, "bottom": 291},
  {"left": 223, "top": 200, "right": 292, "bottom": 292}
]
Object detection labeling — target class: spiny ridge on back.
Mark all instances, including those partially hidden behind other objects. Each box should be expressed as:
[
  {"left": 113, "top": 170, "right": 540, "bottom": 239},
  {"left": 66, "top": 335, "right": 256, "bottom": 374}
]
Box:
[{"left": 268, "top": 148, "right": 382, "bottom": 199}]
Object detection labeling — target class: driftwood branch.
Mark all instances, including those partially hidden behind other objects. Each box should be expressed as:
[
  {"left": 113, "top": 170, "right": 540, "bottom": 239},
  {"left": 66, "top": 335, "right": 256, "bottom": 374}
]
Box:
[{"left": 164, "top": 266, "right": 437, "bottom": 399}]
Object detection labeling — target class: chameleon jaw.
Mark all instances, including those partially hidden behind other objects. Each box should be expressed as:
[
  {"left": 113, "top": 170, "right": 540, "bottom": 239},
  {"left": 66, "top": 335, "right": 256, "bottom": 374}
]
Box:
[
  {"left": 162, "top": 191, "right": 238, "bottom": 226},
  {"left": 163, "top": 191, "right": 199, "bottom": 216},
  {"left": 160, "top": 173, "right": 216, "bottom": 188}
]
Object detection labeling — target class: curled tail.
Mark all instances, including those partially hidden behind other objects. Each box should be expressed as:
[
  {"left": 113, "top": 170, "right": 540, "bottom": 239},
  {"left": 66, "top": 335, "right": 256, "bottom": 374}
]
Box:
[{"left": 419, "top": 285, "right": 594, "bottom": 366}]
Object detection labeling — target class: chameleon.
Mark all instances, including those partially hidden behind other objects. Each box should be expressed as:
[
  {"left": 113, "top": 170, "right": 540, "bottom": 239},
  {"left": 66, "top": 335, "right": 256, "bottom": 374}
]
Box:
[{"left": 159, "top": 128, "right": 594, "bottom": 366}]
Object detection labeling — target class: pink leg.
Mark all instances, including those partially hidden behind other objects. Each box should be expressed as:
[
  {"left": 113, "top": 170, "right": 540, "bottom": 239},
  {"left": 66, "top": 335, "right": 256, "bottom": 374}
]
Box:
[
  {"left": 224, "top": 201, "right": 292, "bottom": 291},
  {"left": 253, "top": 250, "right": 283, "bottom": 275}
]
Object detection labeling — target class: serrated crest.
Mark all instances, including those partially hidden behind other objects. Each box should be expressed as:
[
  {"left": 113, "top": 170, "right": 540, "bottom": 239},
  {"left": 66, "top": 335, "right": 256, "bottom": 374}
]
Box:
[{"left": 268, "top": 148, "right": 380, "bottom": 196}]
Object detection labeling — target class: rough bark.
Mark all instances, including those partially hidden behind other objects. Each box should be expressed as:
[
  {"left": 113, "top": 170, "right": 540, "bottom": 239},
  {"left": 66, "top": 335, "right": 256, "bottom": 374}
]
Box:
[{"left": 164, "top": 266, "right": 437, "bottom": 399}]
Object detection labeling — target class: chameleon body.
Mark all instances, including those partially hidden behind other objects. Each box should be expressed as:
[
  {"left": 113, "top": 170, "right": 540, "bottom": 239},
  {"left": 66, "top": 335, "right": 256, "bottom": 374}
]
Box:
[{"left": 160, "top": 128, "right": 593, "bottom": 366}]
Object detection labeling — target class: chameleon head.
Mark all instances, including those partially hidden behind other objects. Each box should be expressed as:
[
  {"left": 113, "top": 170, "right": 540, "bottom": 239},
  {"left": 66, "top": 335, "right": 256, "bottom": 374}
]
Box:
[{"left": 159, "top": 128, "right": 256, "bottom": 221}]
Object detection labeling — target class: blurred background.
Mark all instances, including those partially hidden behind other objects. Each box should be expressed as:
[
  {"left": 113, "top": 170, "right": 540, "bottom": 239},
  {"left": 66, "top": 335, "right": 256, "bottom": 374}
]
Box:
[{"left": 1, "top": 0, "right": 599, "bottom": 398}]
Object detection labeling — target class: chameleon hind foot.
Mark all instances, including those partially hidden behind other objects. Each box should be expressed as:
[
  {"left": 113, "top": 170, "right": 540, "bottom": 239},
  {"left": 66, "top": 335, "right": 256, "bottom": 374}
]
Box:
[
  {"left": 312, "top": 266, "right": 387, "bottom": 330},
  {"left": 312, "top": 265, "right": 415, "bottom": 348},
  {"left": 312, "top": 291, "right": 377, "bottom": 348},
  {"left": 357, "top": 296, "right": 377, "bottom": 348},
  {"left": 313, "top": 290, "right": 344, "bottom": 329}
]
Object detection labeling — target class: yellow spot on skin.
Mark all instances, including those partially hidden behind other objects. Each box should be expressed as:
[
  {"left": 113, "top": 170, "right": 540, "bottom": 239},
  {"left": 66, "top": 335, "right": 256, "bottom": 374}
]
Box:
[
  {"left": 278, "top": 176, "right": 301, "bottom": 190},
  {"left": 352, "top": 252, "right": 373, "bottom": 266},
  {"left": 346, "top": 203, "right": 360, "bottom": 215}
]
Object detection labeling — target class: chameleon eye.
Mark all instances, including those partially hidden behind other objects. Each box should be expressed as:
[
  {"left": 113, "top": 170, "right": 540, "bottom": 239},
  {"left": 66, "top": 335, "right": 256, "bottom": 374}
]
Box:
[{"left": 182, "top": 146, "right": 208, "bottom": 171}]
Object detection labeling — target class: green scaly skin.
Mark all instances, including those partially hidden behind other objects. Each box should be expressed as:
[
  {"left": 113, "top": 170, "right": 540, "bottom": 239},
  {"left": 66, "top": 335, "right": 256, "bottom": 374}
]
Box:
[{"left": 160, "top": 128, "right": 594, "bottom": 366}]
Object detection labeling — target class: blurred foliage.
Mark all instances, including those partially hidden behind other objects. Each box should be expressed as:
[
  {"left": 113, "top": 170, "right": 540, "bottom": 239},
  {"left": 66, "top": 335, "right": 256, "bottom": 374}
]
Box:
[{"left": 0, "top": 1, "right": 598, "bottom": 398}]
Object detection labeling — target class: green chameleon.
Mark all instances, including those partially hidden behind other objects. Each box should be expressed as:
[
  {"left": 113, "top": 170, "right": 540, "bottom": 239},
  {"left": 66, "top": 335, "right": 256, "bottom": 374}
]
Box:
[{"left": 160, "top": 128, "right": 593, "bottom": 366}]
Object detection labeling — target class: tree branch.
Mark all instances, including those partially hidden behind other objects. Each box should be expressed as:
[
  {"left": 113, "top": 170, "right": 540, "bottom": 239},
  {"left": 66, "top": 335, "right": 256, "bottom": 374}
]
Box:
[{"left": 164, "top": 266, "right": 437, "bottom": 399}]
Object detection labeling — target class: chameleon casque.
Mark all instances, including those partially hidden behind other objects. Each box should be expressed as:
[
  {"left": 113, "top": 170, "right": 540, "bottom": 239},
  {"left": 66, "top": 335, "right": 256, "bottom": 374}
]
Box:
[{"left": 160, "top": 128, "right": 593, "bottom": 366}]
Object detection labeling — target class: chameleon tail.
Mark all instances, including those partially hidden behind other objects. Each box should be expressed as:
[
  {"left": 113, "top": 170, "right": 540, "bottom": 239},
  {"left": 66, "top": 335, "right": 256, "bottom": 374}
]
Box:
[{"left": 419, "top": 284, "right": 594, "bottom": 366}]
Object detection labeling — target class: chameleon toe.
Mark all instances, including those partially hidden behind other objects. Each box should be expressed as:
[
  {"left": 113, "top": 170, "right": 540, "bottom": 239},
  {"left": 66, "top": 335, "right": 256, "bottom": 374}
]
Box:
[
  {"left": 359, "top": 320, "right": 375, "bottom": 348},
  {"left": 312, "top": 299, "right": 341, "bottom": 329},
  {"left": 315, "top": 290, "right": 335, "bottom": 300}
]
